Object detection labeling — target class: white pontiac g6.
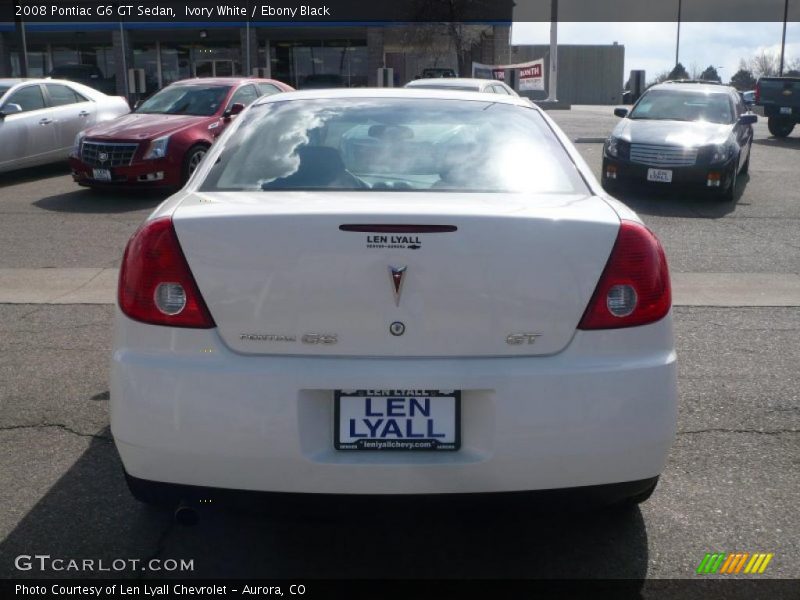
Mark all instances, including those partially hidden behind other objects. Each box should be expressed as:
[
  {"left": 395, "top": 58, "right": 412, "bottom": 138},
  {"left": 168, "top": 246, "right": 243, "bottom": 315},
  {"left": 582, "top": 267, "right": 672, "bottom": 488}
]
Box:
[{"left": 111, "top": 89, "right": 677, "bottom": 509}]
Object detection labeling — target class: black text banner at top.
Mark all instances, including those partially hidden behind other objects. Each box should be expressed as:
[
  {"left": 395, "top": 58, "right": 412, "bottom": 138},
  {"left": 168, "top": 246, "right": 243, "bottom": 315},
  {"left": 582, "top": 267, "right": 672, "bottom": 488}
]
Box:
[
  {"left": 7, "top": 0, "right": 516, "bottom": 23},
  {"left": 6, "top": 0, "right": 799, "bottom": 24},
  {"left": 0, "top": 0, "right": 800, "bottom": 24}
]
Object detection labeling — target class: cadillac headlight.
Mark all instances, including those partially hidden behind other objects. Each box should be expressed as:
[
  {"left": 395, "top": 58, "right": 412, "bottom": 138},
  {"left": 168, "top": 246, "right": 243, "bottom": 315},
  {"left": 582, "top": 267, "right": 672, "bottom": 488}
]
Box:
[
  {"left": 606, "top": 137, "right": 621, "bottom": 158},
  {"left": 143, "top": 136, "right": 170, "bottom": 160},
  {"left": 710, "top": 143, "right": 733, "bottom": 164},
  {"left": 606, "top": 137, "right": 629, "bottom": 159}
]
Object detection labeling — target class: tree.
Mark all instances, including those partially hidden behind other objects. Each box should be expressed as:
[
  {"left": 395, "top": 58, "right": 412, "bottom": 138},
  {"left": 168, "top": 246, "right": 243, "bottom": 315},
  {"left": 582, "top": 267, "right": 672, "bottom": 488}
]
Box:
[
  {"left": 749, "top": 50, "right": 778, "bottom": 78},
  {"left": 700, "top": 65, "right": 721, "bottom": 82},
  {"left": 668, "top": 62, "right": 689, "bottom": 80},
  {"left": 729, "top": 69, "right": 757, "bottom": 91},
  {"left": 407, "top": 1, "right": 494, "bottom": 76},
  {"left": 646, "top": 70, "right": 671, "bottom": 87}
]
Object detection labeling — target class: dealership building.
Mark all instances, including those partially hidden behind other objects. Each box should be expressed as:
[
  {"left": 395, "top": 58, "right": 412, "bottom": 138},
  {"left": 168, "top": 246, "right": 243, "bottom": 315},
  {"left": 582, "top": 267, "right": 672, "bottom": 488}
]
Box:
[{"left": 0, "top": 22, "right": 623, "bottom": 104}]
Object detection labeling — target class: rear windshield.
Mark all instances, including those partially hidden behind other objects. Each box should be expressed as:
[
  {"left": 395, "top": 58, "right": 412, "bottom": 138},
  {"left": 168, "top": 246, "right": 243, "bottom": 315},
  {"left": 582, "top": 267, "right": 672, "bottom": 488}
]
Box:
[
  {"left": 630, "top": 90, "right": 734, "bottom": 124},
  {"left": 199, "top": 98, "right": 586, "bottom": 194},
  {"left": 136, "top": 84, "right": 231, "bottom": 116}
]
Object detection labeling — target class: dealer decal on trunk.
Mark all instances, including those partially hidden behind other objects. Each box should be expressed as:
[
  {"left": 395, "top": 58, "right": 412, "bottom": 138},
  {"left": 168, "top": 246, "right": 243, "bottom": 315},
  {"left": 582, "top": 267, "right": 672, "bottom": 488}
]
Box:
[{"left": 366, "top": 235, "right": 422, "bottom": 250}]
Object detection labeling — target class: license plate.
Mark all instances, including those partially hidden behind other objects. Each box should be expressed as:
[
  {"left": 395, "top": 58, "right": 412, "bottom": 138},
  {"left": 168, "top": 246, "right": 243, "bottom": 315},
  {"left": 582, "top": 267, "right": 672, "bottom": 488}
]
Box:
[
  {"left": 335, "top": 390, "right": 460, "bottom": 451},
  {"left": 780, "top": 106, "right": 792, "bottom": 115},
  {"left": 647, "top": 168, "right": 673, "bottom": 183},
  {"left": 92, "top": 168, "right": 111, "bottom": 181}
]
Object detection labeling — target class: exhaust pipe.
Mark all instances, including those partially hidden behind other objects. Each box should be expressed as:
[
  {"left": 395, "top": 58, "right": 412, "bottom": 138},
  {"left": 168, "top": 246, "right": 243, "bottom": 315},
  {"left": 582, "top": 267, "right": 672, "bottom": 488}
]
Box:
[{"left": 174, "top": 502, "right": 199, "bottom": 526}]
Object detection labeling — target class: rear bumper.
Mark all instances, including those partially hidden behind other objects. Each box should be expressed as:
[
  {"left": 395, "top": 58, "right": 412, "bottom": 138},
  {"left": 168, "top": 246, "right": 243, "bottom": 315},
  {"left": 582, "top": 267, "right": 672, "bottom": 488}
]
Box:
[
  {"left": 69, "top": 155, "right": 182, "bottom": 189},
  {"left": 125, "top": 472, "right": 660, "bottom": 508},
  {"left": 111, "top": 310, "right": 678, "bottom": 495},
  {"left": 761, "top": 105, "right": 799, "bottom": 121}
]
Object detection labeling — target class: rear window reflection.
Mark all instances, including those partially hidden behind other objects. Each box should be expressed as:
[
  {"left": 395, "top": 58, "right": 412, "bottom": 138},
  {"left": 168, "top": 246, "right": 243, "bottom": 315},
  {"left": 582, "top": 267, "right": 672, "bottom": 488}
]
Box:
[{"left": 200, "top": 98, "right": 586, "bottom": 194}]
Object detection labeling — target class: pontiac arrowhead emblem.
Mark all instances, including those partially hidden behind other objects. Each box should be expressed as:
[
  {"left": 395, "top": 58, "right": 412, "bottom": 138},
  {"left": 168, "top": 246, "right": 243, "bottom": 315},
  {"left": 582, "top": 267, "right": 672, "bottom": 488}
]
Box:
[{"left": 388, "top": 266, "right": 407, "bottom": 306}]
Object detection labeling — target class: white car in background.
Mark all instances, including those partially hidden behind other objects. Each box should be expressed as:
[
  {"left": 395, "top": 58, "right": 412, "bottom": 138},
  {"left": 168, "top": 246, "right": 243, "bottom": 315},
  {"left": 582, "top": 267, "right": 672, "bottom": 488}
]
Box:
[
  {"left": 0, "top": 78, "right": 129, "bottom": 173},
  {"left": 405, "top": 77, "right": 519, "bottom": 96},
  {"left": 112, "top": 89, "right": 676, "bottom": 512}
]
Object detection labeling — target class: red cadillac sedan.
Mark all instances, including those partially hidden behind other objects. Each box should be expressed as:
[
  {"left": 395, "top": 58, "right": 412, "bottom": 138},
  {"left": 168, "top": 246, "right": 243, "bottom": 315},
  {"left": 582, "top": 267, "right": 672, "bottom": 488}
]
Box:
[{"left": 69, "top": 77, "right": 293, "bottom": 190}]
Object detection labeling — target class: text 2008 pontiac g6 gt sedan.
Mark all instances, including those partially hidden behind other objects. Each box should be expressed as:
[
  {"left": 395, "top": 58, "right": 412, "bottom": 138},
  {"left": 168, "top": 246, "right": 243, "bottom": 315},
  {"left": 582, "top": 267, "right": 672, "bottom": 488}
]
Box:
[{"left": 112, "top": 89, "right": 677, "bottom": 509}]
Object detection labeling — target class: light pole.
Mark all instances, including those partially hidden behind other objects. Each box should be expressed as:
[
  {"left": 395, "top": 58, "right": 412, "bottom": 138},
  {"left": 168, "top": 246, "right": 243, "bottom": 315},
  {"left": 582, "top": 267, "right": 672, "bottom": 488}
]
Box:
[
  {"left": 675, "top": 0, "right": 682, "bottom": 67},
  {"left": 547, "top": 0, "right": 558, "bottom": 102},
  {"left": 779, "top": 0, "right": 789, "bottom": 75}
]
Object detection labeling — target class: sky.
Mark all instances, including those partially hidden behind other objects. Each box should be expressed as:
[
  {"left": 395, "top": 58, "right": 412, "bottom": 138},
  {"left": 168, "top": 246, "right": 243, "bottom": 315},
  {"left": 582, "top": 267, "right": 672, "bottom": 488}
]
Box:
[{"left": 512, "top": 22, "right": 800, "bottom": 82}]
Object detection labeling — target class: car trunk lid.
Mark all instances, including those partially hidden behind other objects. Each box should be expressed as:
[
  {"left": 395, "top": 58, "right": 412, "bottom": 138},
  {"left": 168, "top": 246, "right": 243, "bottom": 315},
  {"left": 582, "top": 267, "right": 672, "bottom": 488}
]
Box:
[{"left": 172, "top": 191, "right": 621, "bottom": 357}]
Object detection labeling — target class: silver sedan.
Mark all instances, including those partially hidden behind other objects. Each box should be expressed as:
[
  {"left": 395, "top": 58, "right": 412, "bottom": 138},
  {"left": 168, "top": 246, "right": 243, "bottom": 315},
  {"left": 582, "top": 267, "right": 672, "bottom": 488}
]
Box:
[{"left": 0, "top": 78, "right": 130, "bottom": 173}]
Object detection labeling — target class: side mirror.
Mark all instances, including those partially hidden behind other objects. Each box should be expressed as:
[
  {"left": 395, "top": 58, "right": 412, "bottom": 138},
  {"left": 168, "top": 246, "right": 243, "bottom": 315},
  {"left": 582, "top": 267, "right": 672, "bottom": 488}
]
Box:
[
  {"left": 739, "top": 114, "right": 758, "bottom": 125},
  {"left": 614, "top": 107, "right": 629, "bottom": 118},
  {"left": 224, "top": 103, "right": 245, "bottom": 118},
  {"left": 0, "top": 103, "right": 23, "bottom": 118}
]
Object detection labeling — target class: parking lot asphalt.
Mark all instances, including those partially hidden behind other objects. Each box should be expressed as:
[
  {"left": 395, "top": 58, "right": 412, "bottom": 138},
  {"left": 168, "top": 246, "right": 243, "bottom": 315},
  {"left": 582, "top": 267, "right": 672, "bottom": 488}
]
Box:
[{"left": 0, "top": 105, "right": 798, "bottom": 580}]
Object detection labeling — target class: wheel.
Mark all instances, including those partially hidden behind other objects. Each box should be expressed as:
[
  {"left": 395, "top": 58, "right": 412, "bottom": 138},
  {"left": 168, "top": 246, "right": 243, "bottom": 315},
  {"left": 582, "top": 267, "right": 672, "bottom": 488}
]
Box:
[
  {"left": 182, "top": 144, "right": 209, "bottom": 184},
  {"left": 767, "top": 117, "right": 795, "bottom": 138},
  {"left": 717, "top": 159, "right": 738, "bottom": 202}
]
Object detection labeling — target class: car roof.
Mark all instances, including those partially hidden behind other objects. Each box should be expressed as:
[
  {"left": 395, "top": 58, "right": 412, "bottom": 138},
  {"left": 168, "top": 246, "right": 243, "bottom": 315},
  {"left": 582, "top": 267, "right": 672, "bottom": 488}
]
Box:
[
  {"left": 253, "top": 87, "right": 535, "bottom": 108},
  {"left": 0, "top": 78, "right": 48, "bottom": 85},
  {"left": 0, "top": 78, "right": 104, "bottom": 95},
  {"left": 407, "top": 78, "right": 497, "bottom": 89},
  {"left": 651, "top": 81, "right": 736, "bottom": 94},
  {"left": 169, "top": 77, "right": 284, "bottom": 86}
]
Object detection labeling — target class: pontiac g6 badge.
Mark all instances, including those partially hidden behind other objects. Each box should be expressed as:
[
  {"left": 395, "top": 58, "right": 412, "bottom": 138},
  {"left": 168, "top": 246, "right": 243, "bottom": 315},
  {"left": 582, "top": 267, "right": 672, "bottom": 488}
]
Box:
[
  {"left": 506, "top": 333, "right": 543, "bottom": 345},
  {"left": 389, "top": 265, "right": 407, "bottom": 306}
]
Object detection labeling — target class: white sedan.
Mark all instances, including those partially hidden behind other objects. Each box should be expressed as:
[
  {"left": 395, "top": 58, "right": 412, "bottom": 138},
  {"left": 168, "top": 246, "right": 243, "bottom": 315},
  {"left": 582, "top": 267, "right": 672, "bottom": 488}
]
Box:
[
  {"left": 112, "top": 89, "right": 677, "bottom": 510},
  {"left": 0, "top": 78, "right": 129, "bottom": 173}
]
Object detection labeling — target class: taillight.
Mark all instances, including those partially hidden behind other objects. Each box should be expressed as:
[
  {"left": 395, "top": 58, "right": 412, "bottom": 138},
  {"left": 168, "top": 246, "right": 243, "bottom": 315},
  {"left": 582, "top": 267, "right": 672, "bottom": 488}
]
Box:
[
  {"left": 578, "top": 220, "right": 671, "bottom": 330},
  {"left": 118, "top": 216, "right": 215, "bottom": 328}
]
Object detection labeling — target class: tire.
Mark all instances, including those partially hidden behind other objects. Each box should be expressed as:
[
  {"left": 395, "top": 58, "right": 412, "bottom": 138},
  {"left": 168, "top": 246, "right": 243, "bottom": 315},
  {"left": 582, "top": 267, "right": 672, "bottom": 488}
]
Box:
[
  {"left": 767, "top": 117, "right": 795, "bottom": 138},
  {"left": 717, "top": 159, "right": 738, "bottom": 202},
  {"left": 611, "top": 477, "right": 659, "bottom": 510},
  {"left": 182, "top": 144, "right": 209, "bottom": 184}
]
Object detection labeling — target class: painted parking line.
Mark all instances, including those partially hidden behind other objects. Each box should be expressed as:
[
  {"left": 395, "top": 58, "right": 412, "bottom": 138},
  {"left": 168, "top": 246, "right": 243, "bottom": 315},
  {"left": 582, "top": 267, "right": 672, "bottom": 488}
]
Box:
[{"left": 1, "top": 268, "right": 799, "bottom": 307}]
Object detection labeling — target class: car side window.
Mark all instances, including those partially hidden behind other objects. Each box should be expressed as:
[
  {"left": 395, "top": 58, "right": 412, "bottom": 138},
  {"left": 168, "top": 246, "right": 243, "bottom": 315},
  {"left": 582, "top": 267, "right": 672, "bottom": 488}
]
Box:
[
  {"left": 733, "top": 94, "right": 744, "bottom": 117},
  {"left": 5, "top": 85, "right": 46, "bottom": 112},
  {"left": 228, "top": 85, "right": 259, "bottom": 109},
  {"left": 45, "top": 84, "right": 88, "bottom": 107},
  {"left": 257, "top": 83, "right": 282, "bottom": 97}
]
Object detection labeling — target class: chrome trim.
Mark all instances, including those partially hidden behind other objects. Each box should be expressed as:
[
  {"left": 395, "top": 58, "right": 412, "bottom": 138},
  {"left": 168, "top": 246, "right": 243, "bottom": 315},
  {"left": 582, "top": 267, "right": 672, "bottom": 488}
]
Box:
[
  {"left": 81, "top": 140, "right": 139, "bottom": 167},
  {"left": 630, "top": 143, "right": 698, "bottom": 167}
]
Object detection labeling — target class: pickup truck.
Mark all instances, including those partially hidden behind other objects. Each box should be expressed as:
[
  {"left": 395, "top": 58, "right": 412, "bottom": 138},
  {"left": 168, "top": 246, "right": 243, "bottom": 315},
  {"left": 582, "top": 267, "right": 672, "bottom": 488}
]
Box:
[{"left": 756, "top": 76, "right": 800, "bottom": 138}]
